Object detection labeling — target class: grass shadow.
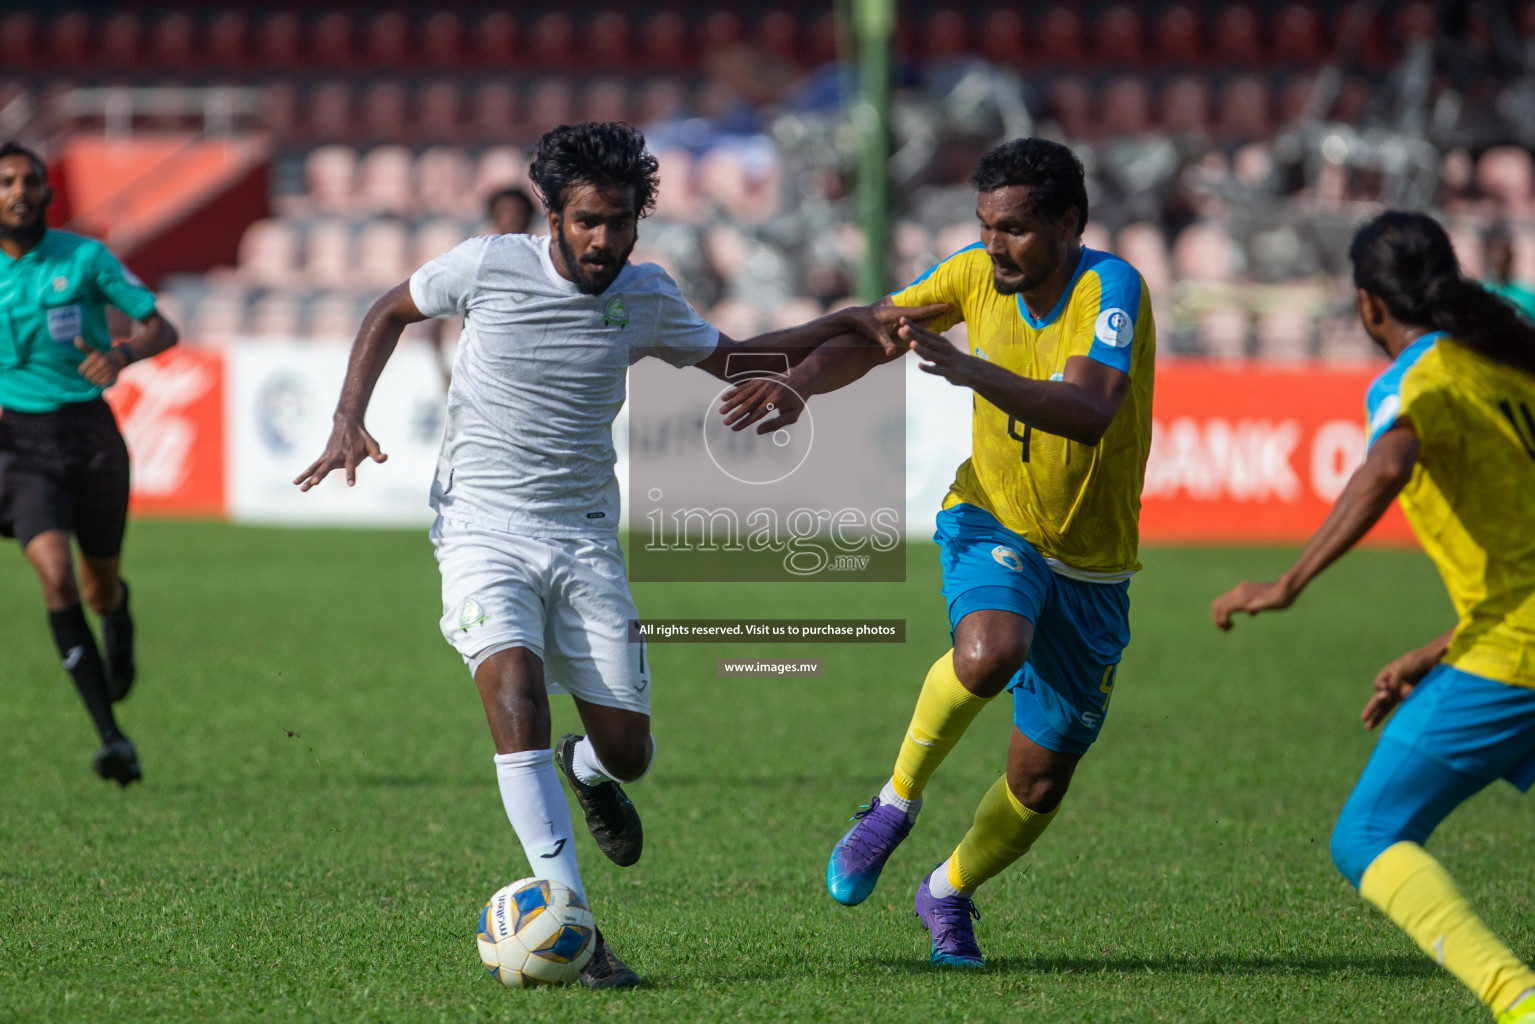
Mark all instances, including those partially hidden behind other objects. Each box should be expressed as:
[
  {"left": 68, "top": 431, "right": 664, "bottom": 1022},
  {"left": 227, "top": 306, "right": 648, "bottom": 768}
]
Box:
[{"left": 864, "top": 952, "right": 1438, "bottom": 979}]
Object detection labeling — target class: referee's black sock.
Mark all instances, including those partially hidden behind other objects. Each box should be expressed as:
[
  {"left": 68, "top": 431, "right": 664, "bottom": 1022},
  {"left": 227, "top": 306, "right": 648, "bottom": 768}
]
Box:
[{"left": 47, "top": 603, "right": 123, "bottom": 745}]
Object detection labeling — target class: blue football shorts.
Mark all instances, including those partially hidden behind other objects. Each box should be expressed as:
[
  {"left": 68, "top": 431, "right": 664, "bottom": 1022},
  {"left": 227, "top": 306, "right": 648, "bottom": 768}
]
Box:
[
  {"left": 1331, "top": 663, "right": 1535, "bottom": 887},
  {"left": 934, "top": 502, "right": 1131, "bottom": 755}
]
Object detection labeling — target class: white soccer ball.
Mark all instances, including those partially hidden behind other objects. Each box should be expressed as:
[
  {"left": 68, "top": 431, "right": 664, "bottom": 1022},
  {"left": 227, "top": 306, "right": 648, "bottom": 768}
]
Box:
[{"left": 477, "top": 878, "right": 596, "bottom": 988}]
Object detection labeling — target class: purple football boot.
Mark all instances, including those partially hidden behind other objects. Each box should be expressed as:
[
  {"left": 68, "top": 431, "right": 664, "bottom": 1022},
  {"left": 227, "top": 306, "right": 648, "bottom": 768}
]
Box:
[
  {"left": 914, "top": 874, "right": 984, "bottom": 967},
  {"left": 826, "top": 796, "right": 913, "bottom": 905}
]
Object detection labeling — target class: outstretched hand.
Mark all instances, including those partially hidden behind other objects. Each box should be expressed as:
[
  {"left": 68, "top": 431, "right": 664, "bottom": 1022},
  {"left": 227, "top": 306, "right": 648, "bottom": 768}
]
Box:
[
  {"left": 902, "top": 317, "right": 979, "bottom": 386},
  {"left": 1210, "top": 580, "right": 1295, "bottom": 631},
  {"left": 719, "top": 375, "right": 806, "bottom": 434},
  {"left": 842, "top": 302, "right": 951, "bottom": 356},
  {"left": 293, "top": 415, "right": 388, "bottom": 490}
]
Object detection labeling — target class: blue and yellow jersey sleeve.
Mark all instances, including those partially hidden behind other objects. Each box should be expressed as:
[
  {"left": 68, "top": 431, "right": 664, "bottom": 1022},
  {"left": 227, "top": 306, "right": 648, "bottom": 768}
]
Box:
[
  {"left": 1367, "top": 334, "right": 1535, "bottom": 688},
  {"left": 891, "top": 243, "right": 983, "bottom": 335},
  {"left": 898, "top": 244, "right": 1156, "bottom": 577}
]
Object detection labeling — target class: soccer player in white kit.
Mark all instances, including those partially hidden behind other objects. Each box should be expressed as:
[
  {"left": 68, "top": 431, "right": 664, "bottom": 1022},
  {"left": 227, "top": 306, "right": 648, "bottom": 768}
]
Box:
[{"left": 295, "top": 122, "right": 944, "bottom": 986}]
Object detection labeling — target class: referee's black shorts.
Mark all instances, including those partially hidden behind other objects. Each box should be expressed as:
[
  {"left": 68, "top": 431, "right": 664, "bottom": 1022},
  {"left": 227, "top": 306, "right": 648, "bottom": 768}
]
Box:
[{"left": 0, "top": 398, "right": 131, "bottom": 558}]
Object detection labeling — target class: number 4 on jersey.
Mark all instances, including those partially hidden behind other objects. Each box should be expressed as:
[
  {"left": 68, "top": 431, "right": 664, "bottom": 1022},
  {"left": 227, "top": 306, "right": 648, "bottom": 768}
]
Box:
[{"left": 1007, "top": 416, "right": 1033, "bottom": 463}]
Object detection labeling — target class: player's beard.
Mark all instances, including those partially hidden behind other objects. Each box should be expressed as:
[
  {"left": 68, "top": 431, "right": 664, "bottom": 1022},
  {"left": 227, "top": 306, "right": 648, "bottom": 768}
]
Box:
[
  {"left": 991, "top": 258, "right": 1052, "bottom": 296},
  {"left": 0, "top": 212, "right": 47, "bottom": 248},
  {"left": 556, "top": 222, "right": 632, "bottom": 296}
]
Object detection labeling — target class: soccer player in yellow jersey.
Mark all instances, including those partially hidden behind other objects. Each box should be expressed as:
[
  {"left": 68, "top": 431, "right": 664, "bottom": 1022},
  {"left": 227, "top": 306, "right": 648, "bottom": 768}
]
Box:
[
  {"left": 1213, "top": 211, "right": 1535, "bottom": 1024},
  {"left": 725, "top": 138, "right": 1155, "bottom": 966}
]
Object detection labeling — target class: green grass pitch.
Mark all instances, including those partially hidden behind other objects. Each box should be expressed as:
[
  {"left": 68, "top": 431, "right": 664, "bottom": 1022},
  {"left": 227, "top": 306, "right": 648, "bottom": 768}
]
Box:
[{"left": 3, "top": 521, "right": 1532, "bottom": 1023}]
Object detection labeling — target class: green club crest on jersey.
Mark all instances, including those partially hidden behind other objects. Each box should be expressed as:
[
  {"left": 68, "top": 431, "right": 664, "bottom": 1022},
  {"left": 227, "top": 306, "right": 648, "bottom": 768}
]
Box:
[
  {"left": 458, "top": 597, "right": 486, "bottom": 632},
  {"left": 602, "top": 295, "right": 629, "bottom": 328}
]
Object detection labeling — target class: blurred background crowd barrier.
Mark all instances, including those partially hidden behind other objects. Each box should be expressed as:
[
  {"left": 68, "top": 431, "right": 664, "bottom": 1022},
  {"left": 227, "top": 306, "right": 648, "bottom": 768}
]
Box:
[{"left": 3, "top": 0, "right": 1529, "bottom": 539}]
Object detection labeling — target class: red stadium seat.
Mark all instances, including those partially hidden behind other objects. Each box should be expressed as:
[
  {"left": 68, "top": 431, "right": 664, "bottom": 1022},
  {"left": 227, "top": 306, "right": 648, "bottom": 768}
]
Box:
[
  {"left": 422, "top": 12, "right": 464, "bottom": 69},
  {"left": 699, "top": 11, "right": 744, "bottom": 51},
  {"left": 258, "top": 83, "right": 300, "bottom": 141},
  {"left": 312, "top": 11, "right": 356, "bottom": 69},
  {"left": 207, "top": 12, "right": 249, "bottom": 70},
  {"left": 640, "top": 12, "right": 689, "bottom": 70},
  {"left": 1522, "top": 2, "right": 1535, "bottom": 39},
  {"left": 1274, "top": 4, "right": 1323, "bottom": 64},
  {"left": 528, "top": 12, "right": 575, "bottom": 69},
  {"left": 1161, "top": 76, "right": 1212, "bottom": 135},
  {"left": 475, "top": 13, "right": 517, "bottom": 68},
  {"left": 588, "top": 11, "right": 630, "bottom": 71},
  {"left": 237, "top": 219, "right": 299, "bottom": 288},
  {"left": 151, "top": 13, "right": 196, "bottom": 71},
  {"left": 305, "top": 145, "right": 358, "bottom": 214},
  {"left": 1395, "top": 2, "right": 1436, "bottom": 41},
  {"left": 1037, "top": 7, "right": 1085, "bottom": 67},
  {"left": 636, "top": 79, "right": 686, "bottom": 123},
  {"left": 1154, "top": 4, "right": 1203, "bottom": 66},
  {"left": 1101, "top": 77, "right": 1152, "bottom": 136},
  {"left": 309, "top": 81, "right": 354, "bottom": 142},
  {"left": 806, "top": 11, "right": 838, "bottom": 66},
  {"left": 417, "top": 149, "right": 476, "bottom": 218},
  {"left": 524, "top": 79, "right": 576, "bottom": 133},
  {"left": 417, "top": 81, "right": 463, "bottom": 142},
  {"left": 257, "top": 12, "right": 303, "bottom": 70},
  {"left": 471, "top": 83, "right": 517, "bottom": 139},
  {"left": 365, "top": 12, "right": 410, "bottom": 70},
  {"left": 1048, "top": 77, "right": 1094, "bottom": 138},
  {"left": 1279, "top": 73, "right": 1317, "bottom": 123},
  {"left": 1334, "top": 4, "right": 1390, "bottom": 66},
  {"left": 1213, "top": 6, "right": 1265, "bottom": 66},
  {"left": 47, "top": 12, "right": 92, "bottom": 70},
  {"left": 0, "top": 13, "right": 39, "bottom": 72},
  {"left": 756, "top": 10, "right": 801, "bottom": 65},
  {"left": 923, "top": 9, "right": 968, "bottom": 62},
  {"left": 978, "top": 9, "right": 1027, "bottom": 68},
  {"left": 358, "top": 145, "right": 415, "bottom": 216},
  {"left": 360, "top": 81, "right": 409, "bottom": 143},
  {"left": 98, "top": 13, "right": 142, "bottom": 71},
  {"left": 1215, "top": 75, "right": 1272, "bottom": 141},
  {"left": 584, "top": 79, "right": 629, "bottom": 124},
  {"left": 1096, "top": 6, "right": 1144, "bottom": 67},
  {"left": 356, "top": 220, "right": 411, "bottom": 289}
]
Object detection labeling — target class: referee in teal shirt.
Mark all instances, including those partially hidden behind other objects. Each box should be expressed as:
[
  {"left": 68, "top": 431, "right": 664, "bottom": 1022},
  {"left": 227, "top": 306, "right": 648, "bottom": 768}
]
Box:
[{"left": 0, "top": 141, "right": 178, "bottom": 785}]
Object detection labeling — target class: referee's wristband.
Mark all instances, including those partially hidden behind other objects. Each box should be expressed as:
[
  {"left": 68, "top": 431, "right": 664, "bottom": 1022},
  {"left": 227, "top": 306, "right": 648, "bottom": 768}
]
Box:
[{"left": 112, "top": 342, "right": 137, "bottom": 366}]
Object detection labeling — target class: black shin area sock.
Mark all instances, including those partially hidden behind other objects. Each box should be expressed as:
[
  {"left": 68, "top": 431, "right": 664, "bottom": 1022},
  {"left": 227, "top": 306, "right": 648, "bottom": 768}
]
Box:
[
  {"left": 48, "top": 603, "right": 123, "bottom": 744},
  {"left": 100, "top": 579, "right": 135, "bottom": 698}
]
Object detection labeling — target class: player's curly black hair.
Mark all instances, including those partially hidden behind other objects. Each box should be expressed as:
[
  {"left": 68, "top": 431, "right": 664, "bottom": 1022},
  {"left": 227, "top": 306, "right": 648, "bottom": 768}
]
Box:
[
  {"left": 970, "top": 138, "right": 1088, "bottom": 236},
  {"left": 528, "top": 122, "right": 660, "bottom": 219},
  {"left": 1351, "top": 210, "right": 1535, "bottom": 375}
]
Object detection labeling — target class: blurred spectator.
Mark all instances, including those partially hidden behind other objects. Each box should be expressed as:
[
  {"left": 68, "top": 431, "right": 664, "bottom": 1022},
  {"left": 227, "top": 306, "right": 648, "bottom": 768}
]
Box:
[
  {"left": 1484, "top": 226, "right": 1535, "bottom": 321},
  {"left": 487, "top": 187, "right": 537, "bottom": 236}
]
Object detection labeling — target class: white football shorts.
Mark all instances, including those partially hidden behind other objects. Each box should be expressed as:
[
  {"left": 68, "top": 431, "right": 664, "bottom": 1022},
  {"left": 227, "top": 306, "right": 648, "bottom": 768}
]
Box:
[{"left": 431, "top": 517, "right": 650, "bottom": 715}]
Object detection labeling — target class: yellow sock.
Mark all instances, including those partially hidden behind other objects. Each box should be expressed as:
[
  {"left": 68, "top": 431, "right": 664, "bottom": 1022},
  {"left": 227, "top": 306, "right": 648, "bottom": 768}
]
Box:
[
  {"left": 945, "top": 775, "right": 1060, "bottom": 893},
  {"left": 891, "top": 651, "right": 992, "bottom": 801},
  {"left": 1360, "top": 841, "right": 1535, "bottom": 1013}
]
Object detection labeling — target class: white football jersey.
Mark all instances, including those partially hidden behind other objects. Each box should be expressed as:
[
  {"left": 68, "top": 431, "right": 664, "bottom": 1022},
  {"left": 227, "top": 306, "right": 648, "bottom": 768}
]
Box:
[{"left": 410, "top": 233, "right": 718, "bottom": 537}]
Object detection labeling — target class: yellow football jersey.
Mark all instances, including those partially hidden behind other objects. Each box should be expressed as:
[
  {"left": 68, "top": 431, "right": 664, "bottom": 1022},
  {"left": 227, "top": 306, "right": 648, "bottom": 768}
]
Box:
[
  {"left": 1366, "top": 333, "right": 1535, "bottom": 688},
  {"left": 893, "top": 244, "right": 1156, "bottom": 576}
]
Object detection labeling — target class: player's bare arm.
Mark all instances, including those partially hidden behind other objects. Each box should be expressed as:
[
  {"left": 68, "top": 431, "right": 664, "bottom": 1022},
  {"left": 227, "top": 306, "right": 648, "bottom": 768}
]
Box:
[
  {"left": 902, "top": 315, "right": 1129, "bottom": 445},
  {"left": 73, "top": 310, "right": 178, "bottom": 388},
  {"left": 294, "top": 282, "right": 428, "bottom": 490},
  {"left": 1360, "top": 626, "right": 1456, "bottom": 729},
  {"left": 1211, "top": 420, "right": 1420, "bottom": 630},
  {"left": 714, "top": 299, "right": 950, "bottom": 433}
]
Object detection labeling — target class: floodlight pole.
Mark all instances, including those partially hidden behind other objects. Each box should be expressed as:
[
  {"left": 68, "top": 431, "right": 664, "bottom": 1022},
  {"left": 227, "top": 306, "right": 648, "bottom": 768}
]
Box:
[{"left": 853, "top": 0, "right": 894, "bottom": 302}]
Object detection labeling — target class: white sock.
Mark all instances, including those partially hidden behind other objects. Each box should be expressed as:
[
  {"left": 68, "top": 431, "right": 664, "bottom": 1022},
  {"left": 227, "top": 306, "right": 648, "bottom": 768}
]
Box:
[
  {"left": 879, "top": 778, "right": 923, "bottom": 820},
  {"left": 572, "top": 734, "right": 655, "bottom": 785},
  {"left": 572, "top": 736, "right": 615, "bottom": 785},
  {"left": 928, "top": 858, "right": 961, "bottom": 899},
  {"left": 493, "top": 749, "right": 585, "bottom": 902}
]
